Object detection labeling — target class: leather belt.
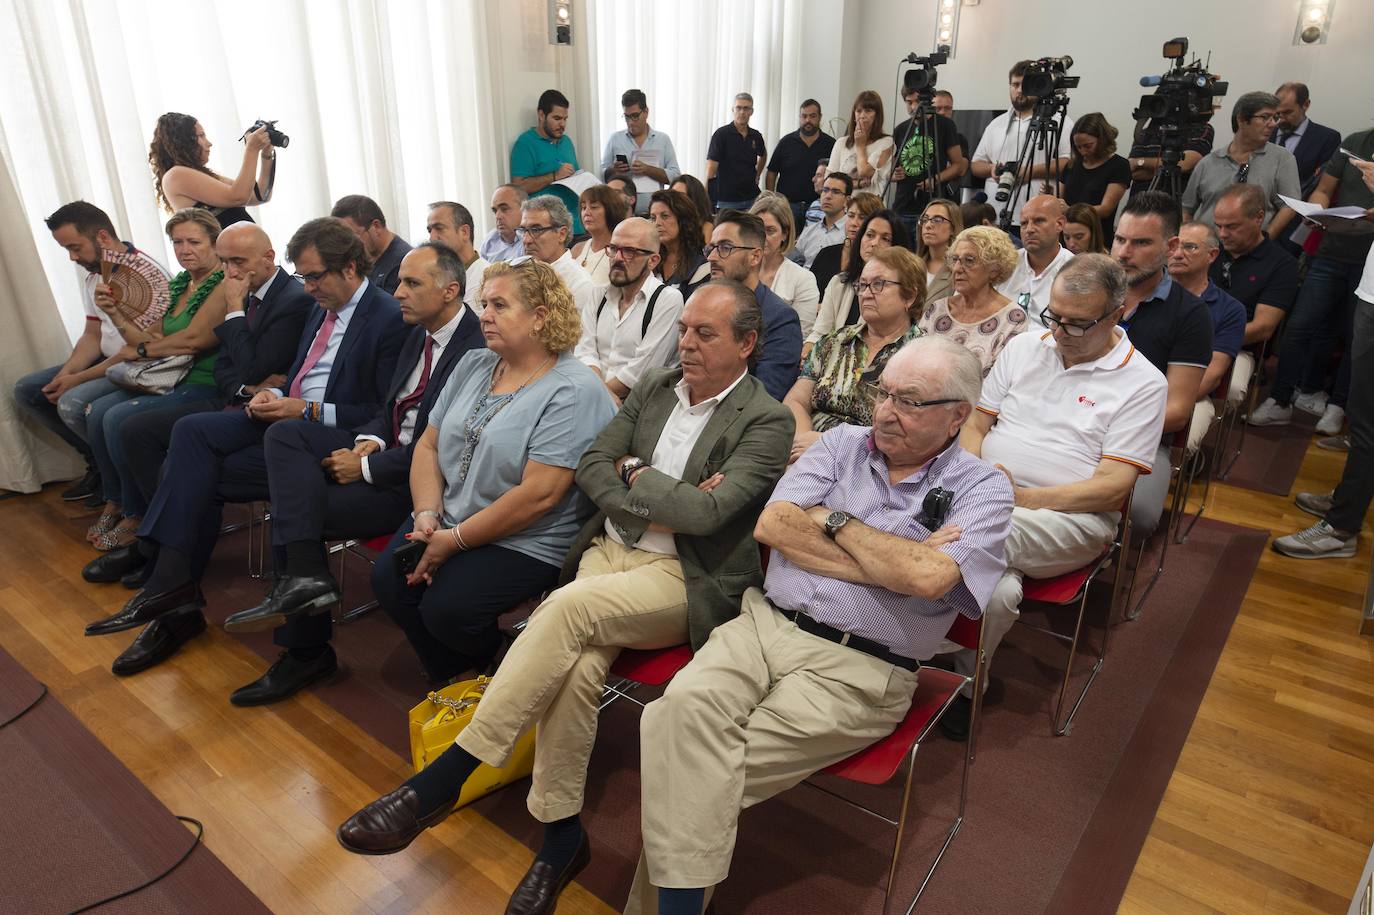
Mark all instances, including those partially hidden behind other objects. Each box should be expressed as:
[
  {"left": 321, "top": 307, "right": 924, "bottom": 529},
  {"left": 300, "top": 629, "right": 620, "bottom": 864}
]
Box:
[{"left": 783, "top": 611, "right": 920, "bottom": 672}]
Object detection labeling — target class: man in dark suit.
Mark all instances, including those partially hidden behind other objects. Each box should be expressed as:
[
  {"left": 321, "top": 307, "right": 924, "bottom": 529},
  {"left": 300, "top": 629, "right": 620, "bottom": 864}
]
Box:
[
  {"left": 1275, "top": 82, "right": 1342, "bottom": 198},
  {"left": 218, "top": 243, "right": 485, "bottom": 704},
  {"left": 84, "top": 222, "right": 315, "bottom": 587},
  {"left": 335, "top": 281, "right": 794, "bottom": 915},
  {"left": 82, "top": 217, "right": 409, "bottom": 676}
]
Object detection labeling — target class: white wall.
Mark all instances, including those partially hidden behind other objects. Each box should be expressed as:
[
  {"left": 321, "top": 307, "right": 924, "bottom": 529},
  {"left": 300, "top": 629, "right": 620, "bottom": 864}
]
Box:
[{"left": 845, "top": 0, "right": 1374, "bottom": 149}]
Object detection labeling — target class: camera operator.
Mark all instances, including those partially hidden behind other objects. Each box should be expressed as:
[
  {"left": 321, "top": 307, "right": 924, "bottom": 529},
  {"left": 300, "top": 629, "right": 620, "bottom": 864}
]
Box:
[
  {"left": 970, "top": 60, "right": 1074, "bottom": 236},
  {"left": 1127, "top": 118, "right": 1213, "bottom": 197},
  {"left": 1182, "top": 92, "right": 1300, "bottom": 235},
  {"left": 148, "top": 113, "right": 278, "bottom": 224},
  {"left": 890, "top": 82, "right": 967, "bottom": 237}
]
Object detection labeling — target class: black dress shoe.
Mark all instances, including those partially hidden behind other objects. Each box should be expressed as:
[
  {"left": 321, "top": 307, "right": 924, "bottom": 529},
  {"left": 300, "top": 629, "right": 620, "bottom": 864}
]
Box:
[
  {"left": 121, "top": 562, "right": 153, "bottom": 590},
  {"left": 337, "top": 786, "right": 457, "bottom": 855},
  {"left": 61, "top": 470, "right": 101, "bottom": 502},
  {"left": 82, "top": 491, "right": 106, "bottom": 509},
  {"left": 222, "top": 573, "right": 341, "bottom": 634},
  {"left": 82, "top": 545, "right": 147, "bottom": 584},
  {"left": 506, "top": 833, "right": 591, "bottom": 915},
  {"left": 939, "top": 694, "right": 972, "bottom": 742},
  {"left": 111, "top": 609, "right": 207, "bottom": 676},
  {"left": 230, "top": 648, "right": 339, "bottom": 706},
  {"left": 84, "top": 582, "right": 203, "bottom": 636}
]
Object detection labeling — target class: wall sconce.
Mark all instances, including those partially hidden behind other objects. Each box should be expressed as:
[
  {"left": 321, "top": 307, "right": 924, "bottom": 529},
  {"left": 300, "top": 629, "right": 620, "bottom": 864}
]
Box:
[
  {"left": 1293, "top": 0, "right": 1333, "bottom": 45},
  {"left": 934, "top": 0, "right": 961, "bottom": 58},
  {"left": 548, "top": 0, "right": 572, "bottom": 46}
]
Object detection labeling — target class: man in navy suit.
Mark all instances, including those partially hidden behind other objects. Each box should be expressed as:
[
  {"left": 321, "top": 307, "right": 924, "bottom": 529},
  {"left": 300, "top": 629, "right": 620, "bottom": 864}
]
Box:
[
  {"left": 1275, "top": 82, "right": 1342, "bottom": 198},
  {"left": 84, "top": 222, "right": 316, "bottom": 587},
  {"left": 219, "top": 243, "right": 486, "bottom": 704},
  {"left": 82, "top": 217, "right": 409, "bottom": 676}
]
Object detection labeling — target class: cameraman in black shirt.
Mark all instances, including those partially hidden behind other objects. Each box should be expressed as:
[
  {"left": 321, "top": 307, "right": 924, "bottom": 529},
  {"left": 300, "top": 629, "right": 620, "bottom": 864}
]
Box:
[{"left": 889, "top": 84, "right": 966, "bottom": 238}]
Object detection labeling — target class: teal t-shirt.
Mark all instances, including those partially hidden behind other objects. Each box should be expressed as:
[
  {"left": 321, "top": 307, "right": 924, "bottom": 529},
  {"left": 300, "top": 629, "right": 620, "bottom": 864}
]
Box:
[{"left": 511, "top": 127, "right": 583, "bottom": 234}]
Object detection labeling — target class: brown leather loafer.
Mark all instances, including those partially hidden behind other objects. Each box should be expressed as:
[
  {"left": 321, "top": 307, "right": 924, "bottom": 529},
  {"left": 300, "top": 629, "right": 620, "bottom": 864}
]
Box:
[
  {"left": 505, "top": 833, "right": 591, "bottom": 915},
  {"left": 336, "top": 786, "right": 455, "bottom": 855}
]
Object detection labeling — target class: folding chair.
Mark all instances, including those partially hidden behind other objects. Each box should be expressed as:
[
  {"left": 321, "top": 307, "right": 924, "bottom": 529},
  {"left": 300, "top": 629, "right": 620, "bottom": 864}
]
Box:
[
  {"left": 328, "top": 534, "right": 392, "bottom": 624},
  {"left": 1219, "top": 338, "right": 1271, "bottom": 480},
  {"left": 1169, "top": 387, "right": 1226, "bottom": 545},
  {"left": 601, "top": 644, "right": 693, "bottom": 709},
  {"left": 1017, "top": 492, "right": 1133, "bottom": 735},
  {"left": 803, "top": 613, "right": 983, "bottom": 915}
]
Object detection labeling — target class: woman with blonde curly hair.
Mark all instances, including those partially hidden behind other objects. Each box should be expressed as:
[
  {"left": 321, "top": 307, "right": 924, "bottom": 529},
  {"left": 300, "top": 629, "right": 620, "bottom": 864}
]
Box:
[
  {"left": 148, "top": 112, "right": 276, "bottom": 224},
  {"left": 371, "top": 256, "right": 616, "bottom": 682},
  {"left": 918, "top": 225, "right": 1028, "bottom": 375}
]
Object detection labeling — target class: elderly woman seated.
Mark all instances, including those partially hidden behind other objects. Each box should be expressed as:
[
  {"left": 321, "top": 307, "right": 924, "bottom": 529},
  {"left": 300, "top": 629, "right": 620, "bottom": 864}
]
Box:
[
  {"left": 783, "top": 246, "right": 927, "bottom": 462},
  {"left": 918, "top": 225, "right": 1027, "bottom": 376}
]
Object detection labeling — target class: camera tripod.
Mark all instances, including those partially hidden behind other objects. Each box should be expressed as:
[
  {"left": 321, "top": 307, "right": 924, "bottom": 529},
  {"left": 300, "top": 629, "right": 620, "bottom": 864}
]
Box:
[
  {"left": 885, "top": 91, "right": 945, "bottom": 210},
  {"left": 997, "top": 95, "right": 1070, "bottom": 232},
  {"left": 1147, "top": 127, "right": 1190, "bottom": 199}
]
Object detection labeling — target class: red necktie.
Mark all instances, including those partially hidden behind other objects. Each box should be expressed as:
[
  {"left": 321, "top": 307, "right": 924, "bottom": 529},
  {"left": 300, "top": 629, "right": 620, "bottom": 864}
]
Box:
[
  {"left": 288, "top": 310, "right": 339, "bottom": 399},
  {"left": 245, "top": 294, "right": 262, "bottom": 329},
  {"left": 391, "top": 335, "right": 435, "bottom": 444}
]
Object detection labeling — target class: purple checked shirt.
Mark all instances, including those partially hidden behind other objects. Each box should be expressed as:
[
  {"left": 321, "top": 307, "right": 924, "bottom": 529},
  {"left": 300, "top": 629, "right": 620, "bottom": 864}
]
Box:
[{"left": 764, "top": 424, "right": 1014, "bottom": 660}]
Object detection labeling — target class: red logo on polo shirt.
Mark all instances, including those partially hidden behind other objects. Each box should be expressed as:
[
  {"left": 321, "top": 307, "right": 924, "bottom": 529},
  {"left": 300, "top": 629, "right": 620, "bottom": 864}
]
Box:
[{"left": 1077, "top": 395, "right": 1096, "bottom": 407}]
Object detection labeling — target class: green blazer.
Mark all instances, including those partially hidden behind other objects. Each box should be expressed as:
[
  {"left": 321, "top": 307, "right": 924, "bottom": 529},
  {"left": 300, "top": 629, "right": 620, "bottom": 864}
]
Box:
[{"left": 567, "top": 368, "right": 795, "bottom": 649}]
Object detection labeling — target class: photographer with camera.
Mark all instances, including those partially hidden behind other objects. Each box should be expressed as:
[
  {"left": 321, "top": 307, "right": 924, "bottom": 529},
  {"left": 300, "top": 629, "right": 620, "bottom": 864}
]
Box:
[
  {"left": 970, "top": 60, "right": 1075, "bottom": 236},
  {"left": 148, "top": 113, "right": 281, "bottom": 225},
  {"left": 890, "top": 66, "right": 967, "bottom": 237}
]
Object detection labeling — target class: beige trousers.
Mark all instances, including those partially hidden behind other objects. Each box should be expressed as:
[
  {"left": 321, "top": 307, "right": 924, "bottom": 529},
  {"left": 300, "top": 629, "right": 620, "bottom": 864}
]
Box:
[
  {"left": 456, "top": 535, "right": 689, "bottom": 822},
  {"left": 623, "top": 588, "right": 919, "bottom": 912}
]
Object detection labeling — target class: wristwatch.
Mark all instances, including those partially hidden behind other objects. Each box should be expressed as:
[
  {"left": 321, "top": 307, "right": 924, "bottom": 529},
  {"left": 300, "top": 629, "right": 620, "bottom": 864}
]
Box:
[
  {"left": 619, "top": 457, "right": 647, "bottom": 485},
  {"left": 136, "top": 342, "right": 148, "bottom": 358},
  {"left": 823, "top": 510, "right": 852, "bottom": 539}
]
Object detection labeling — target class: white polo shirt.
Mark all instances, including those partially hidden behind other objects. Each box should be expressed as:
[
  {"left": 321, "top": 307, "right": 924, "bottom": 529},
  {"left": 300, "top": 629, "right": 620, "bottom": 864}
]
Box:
[
  {"left": 978, "top": 328, "right": 1167, "bottom": 488},
  {"left": 996, "top": 245, "right": 1075, "bottom": 328},
  {"left": 574, "top": 274, "right": 685, "bottom": 390}
]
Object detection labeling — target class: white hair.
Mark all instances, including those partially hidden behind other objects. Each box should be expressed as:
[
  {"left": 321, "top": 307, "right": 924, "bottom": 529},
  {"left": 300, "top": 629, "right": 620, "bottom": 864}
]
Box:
[{"left": 892, "top": 335, "right": 984, "bottom": 409}]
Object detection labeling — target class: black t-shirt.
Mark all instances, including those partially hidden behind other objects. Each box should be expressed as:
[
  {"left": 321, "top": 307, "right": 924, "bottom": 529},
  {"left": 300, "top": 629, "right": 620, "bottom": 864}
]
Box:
[
  {"left": 707, "top": 124, "right": 769, "bottom": 202},
  {"left": 890, "top": 112, "right": 961, "bottom": 214},
  {"left": 1062, "top": 155, "right": 1132, "bottom": 238},
  {"left": 766, "top": 130, "right": 837, "bottom": 205},
  {"left": 810, "top": 243, "right": 844, "bottom": 297},
  {"left": 1121, "top": 276, "right": 1213, "bottom": 375},
  {"left": 1315, "top": 129, "right": 1374, "bottom": 264},
  {"left": 1208, "top": 236, "right": 1299, "bottom": 318},
  {"left": 1127, "top": 122, "right": 1215, "bottom": 195}
]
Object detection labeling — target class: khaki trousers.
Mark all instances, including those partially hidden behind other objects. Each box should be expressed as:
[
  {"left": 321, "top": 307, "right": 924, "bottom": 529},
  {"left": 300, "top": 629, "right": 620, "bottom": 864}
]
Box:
[
  {"left": 457, "top": 535, "right": 689, "bottom": 822},
  {"left": 623, "top": 588, "right": 919, "bottom": 912}
]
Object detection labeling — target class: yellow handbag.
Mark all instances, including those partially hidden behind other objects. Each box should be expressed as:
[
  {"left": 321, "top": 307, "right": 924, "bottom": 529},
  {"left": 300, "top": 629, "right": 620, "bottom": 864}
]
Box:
[{"left": 408, "top": 675, "right": 537, "bottom": 810}]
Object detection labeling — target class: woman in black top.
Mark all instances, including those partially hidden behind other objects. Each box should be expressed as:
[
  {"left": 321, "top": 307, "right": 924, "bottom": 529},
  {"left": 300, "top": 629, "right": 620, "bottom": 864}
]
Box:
[
  {"left": 148, "top": 112, "right": 276, "bottom": 225},
  {"left": 1059, "top": 112, "right": 1131, "bottom": 241},
  {"left": 649, "top": 189, "right": 710, "bottom": 299}
]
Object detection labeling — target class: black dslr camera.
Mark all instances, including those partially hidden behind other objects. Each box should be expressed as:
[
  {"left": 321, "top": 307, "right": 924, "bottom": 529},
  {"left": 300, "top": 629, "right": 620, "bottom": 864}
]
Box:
[{"left": 242, "top": 119, "right": 290, "bottom": 148}]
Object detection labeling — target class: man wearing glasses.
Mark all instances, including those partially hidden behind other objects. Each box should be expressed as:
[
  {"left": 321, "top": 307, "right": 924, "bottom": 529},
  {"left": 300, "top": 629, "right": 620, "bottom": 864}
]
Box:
[
  {"left": 627, "top": 337, "right": 1012, "bottom": 913},
  {"left": 576, "top": 218, "right": 685, "bottom": 407},
  {"left": 1182, "top": 91, "right": 1301, "bottom": 233},
  {"left": 997, "top": 194, "right": 1076, "bottom": 327},
  {"left": 794, "top": 171, "right": 851, "bottom": 267},
  {"left": 601, "top": 89, "right": 682, "bottom": 215},
  {"left": 517, "top": 195, "right": 597, "bottom": 315},
  {"left": 948, "top": 253, "right": 1167, "bottom": 739}
]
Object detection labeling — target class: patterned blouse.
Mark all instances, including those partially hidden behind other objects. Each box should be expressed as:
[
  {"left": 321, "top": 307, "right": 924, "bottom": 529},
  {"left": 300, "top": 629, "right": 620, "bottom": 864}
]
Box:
[
  {"left": 802, "top": 321, "right": 924, "bottom": 431},
  {"left": 918, "top": 296, "right": 1030, "bottom": 376}
]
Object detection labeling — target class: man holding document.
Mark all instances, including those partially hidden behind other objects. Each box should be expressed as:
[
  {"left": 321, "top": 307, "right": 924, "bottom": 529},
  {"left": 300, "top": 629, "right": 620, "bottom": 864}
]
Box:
[
  {"left": 511, "top": 88, "right": 589, "bottom": 235},
  {"left": 602, "top": 88, "right": 681, "bottom": 215}
]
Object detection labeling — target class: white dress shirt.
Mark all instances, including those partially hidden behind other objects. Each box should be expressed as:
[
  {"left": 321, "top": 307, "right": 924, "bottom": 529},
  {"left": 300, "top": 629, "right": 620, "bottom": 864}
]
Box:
[
  {"left": 550, "top": 249, "right": 598, "bottom": 315},
  {"left": 575, "top": 274, "right": 684, "bottom": 390},
  {"left": 606, "top": 370, "right": 748, "bottom": 556},
  {"left": 972, "top": 111, "right": 1075, "bottom": 225},
  {"left": 464, "top": 255, "right": 490, "bottom": 316}
]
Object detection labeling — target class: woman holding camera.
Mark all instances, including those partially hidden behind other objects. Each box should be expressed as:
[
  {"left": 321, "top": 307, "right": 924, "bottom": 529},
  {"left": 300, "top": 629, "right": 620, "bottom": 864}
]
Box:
[
  {"left": 371, "top": 258, "right": 616, "bottom": 683},
  {"left": 148, "top": 112, "right": 276, "bottom": 224}
]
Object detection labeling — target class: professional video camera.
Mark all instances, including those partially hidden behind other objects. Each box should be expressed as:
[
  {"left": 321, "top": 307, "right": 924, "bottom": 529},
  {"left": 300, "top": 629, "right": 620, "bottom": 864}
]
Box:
[
  {"left": 1021, "top": 56, "right": 1078, "bottom": 100},
  {"left": 902, "top": 47, "right": 949, "bottom": 101},
  {"left": 994, "top": 54, "right": 1077, "bottom": 228},
  {"left": 1132, "top": 38, "right": 1227, "bottom": 194},
  {"left": 241, "top": 119, "right": 290, "bottom": 149}
]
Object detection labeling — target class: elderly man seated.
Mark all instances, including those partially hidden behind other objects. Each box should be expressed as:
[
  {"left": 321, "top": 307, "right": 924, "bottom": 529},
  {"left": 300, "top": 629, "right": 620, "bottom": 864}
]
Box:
[
  {"left": 943, "top": 253, "right": 1168, "bottom": 738},
  {"left": 626, "top": 335, "right": 1015, "bottom": 915}
]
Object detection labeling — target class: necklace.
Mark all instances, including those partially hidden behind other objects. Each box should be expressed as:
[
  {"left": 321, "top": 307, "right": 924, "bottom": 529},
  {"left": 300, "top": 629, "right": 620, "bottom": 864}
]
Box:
[
  {"left": 166, "top": 268, "right": 225, "bottom": 319},
  {"left": 456, "top": 355, "right": 554, "bottom": 483}
]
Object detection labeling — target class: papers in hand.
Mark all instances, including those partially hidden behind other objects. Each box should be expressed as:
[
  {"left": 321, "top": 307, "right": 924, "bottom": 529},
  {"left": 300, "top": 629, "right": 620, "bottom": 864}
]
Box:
[
  {"left": 631, "top": 149, "right": 663, "bottom": 193},
  {"left": 1280, "top": 195, "right": 1374, "bottom": 237},
  {"left": 553, "top": 170, "right": 601, "bottom": 196}
]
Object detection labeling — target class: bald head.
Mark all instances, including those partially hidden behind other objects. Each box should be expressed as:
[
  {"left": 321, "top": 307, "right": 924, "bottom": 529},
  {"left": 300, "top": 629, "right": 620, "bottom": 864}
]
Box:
[
  {"left": 608, "top": 217, "right": 662, "bottom": 290},
  {"left": 1019, "top": 194, "right": 1068, "bottom": 258},
  {"left": 216, "top": 221, "right": 277, "bottom": 288}
]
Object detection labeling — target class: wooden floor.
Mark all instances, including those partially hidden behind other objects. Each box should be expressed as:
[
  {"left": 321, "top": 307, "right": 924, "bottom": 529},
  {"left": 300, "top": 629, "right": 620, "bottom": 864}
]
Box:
[{"left": 1, "top": 435, "right": 1371, "bottom": 914}]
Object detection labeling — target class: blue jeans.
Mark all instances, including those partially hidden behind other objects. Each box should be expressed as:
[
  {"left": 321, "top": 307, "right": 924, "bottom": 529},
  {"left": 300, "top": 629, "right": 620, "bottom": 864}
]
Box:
[
  {"left": 13, "top": 364, "right": 120, "bottom": 461},
  {"left": 1269, "top": 256, "right": 1363, "bottom": 408},
  {"left": 88, "top": 383, "right": 220, "bottom": 513}
]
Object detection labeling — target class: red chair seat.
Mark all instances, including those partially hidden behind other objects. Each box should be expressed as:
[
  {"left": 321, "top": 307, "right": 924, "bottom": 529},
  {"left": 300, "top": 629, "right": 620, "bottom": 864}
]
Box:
[
  {"left": 821, "top": 667, "right": 964, "bottom": 785},
  {"left": 1022, "top": 564, "right": 1096, "bottom": 605},
  {"left": 361, "top": 535, "right": 391, "bottom": 553},
  {"left": 609, "top": 644, "right": 692, "bottom": 686}
]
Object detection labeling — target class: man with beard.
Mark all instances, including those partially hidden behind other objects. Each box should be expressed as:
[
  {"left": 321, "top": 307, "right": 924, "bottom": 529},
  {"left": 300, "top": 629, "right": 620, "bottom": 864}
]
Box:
[
  {"left": 766, "top": 99, "right": 836, "bottom": 231},
  {"left": 511, "top": 89, "right": 585, "bottom": 236},
  {"left": 997, "top": 194, "right": 1075, "bottom": 327},
  {"left": 576, "top": 217, "right": 686, "bottom": 406},
  {"left": 1111, "top": 191, "right": 1212, "bottom": 534},
  {"left": 971, "top": 60, "right": 1075, "bottom": 235}
]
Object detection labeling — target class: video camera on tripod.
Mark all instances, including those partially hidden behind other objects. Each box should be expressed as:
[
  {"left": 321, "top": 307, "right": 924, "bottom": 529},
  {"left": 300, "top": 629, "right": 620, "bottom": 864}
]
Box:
[
  {"left": 994, "top": 55, "right": 1077, "bottom": 229},
  {"left": 903, "top": 47, "right": 948, "bottom": 100},
  {"left": 1021, "top": 56, "right": 1079, "bottom": 101},
  {"left": 1132, "top": 38, "right": 1228, "bottom": 196},
  {"left": 887, "top": 46, "right": 951, "bottom": 208}
]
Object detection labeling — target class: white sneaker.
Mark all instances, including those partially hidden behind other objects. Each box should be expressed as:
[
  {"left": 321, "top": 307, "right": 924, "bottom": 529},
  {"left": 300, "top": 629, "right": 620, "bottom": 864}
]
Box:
[
  {"left": 1247, "top": 397, "right": 1292, "bottom": 427},
  {"left": 1315, "top": 404, "right": 1346, "bottom": 436},
  {"left": 1272, "top": 520, "right": 1357, "bottom": 559},
  {"left": 1295, "top": 490, "right": 1334, "bottom": 518},
  {"left": 1293, "top": 390, "right": 1329, "bottom": 415}
]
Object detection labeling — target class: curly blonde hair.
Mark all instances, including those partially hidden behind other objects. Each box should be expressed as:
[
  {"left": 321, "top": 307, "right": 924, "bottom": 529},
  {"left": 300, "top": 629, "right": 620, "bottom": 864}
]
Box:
[
  {"left": 950, "top": 225, "right": 1019, "bottom": 286},
  {"left": 479, "top": 259, "right": 582, "bottom": 354}
]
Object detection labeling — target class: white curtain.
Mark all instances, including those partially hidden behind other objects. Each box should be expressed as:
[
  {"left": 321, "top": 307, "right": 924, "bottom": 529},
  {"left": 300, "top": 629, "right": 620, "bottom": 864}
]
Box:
[
  {"left": 586, "top": 0, "right": 804, "bottom": 182},
  {"left": 0, "top": 0, "right": 501, "bottom": 341}
]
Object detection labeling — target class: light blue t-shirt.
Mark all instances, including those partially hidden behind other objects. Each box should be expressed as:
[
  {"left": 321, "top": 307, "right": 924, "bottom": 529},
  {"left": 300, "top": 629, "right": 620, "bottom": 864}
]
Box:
[{"left": 429, "top": 348, "right": 615, "bottom": 567}]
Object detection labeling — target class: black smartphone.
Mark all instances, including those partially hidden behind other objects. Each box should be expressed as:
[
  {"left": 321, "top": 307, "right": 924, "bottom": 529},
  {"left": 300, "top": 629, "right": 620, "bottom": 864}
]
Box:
[
  {"left": 393, "top": 538, "right": 426, "bottom": 575},
  {"left": 615, "top": 154, "right": 629, "bottom": 165}
]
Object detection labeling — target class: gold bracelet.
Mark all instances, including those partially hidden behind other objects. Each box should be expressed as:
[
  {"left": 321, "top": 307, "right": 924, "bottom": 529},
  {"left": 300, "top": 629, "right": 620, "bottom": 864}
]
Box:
[
  {"left": 449, "top": 527, "right": 461, "bottom": 550},
  {"left": 454, "top": 523, "right": 470, "bottom": 551}
]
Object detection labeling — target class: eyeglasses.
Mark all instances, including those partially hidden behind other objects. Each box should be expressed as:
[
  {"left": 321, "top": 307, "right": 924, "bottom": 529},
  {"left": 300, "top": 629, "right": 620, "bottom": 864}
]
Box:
[
  {"left": 1178, "top": 242, "right": 1214, "bottom": 254},
  {"left": 623, "top": 110, "right": 644, "bottom": 122},
  {"left": 918, "top": 215, "right": 950, "bottom": 226},
  {"left": 1236, "top": 162, "right": 1251, "bottom": 184},
  {"left": 869, "top": 385, "right": 961, "bottom": 414},
  {"left": 703, "top": 241, "right": 758, "bottom": 258},
  {"left": 292, "top": 269, "right": 330, "bottom": 284},
  {"left": 947, "top": 254, "right": 982, "bottom": 269},
  {"left": 1251, "top": 113, "right": 1281, "bottom": 123},
  {"left": 515, "top": 224, "right": 560, "bottom": 238},
  {"left": 1040, "top": 306, "right": 1111, "bottom": 337},
  {"left": 507, "top": 254, "right": 535, "bottom": 267},
  {"left": 607, "top": 243, "right": 655, "bottom": 260},
  {"left": 855, "top": 278, "right": 903, "bottom": 295}
]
